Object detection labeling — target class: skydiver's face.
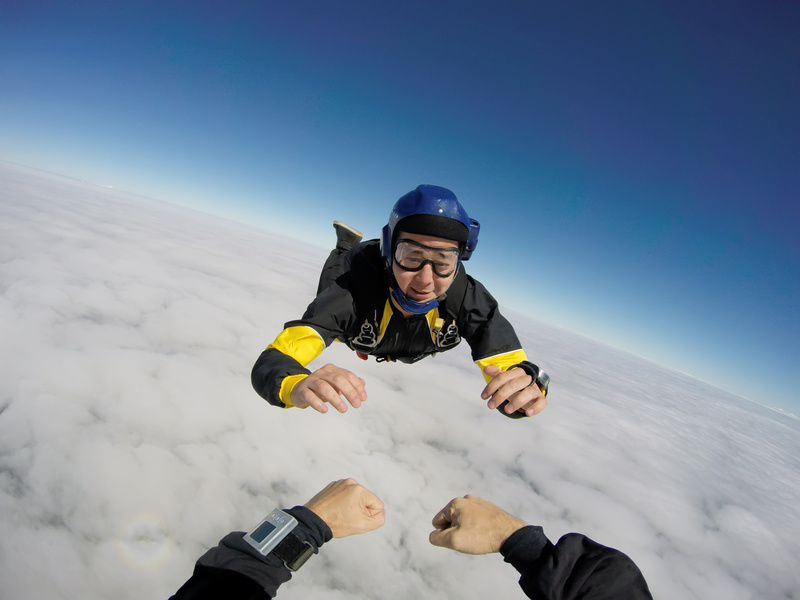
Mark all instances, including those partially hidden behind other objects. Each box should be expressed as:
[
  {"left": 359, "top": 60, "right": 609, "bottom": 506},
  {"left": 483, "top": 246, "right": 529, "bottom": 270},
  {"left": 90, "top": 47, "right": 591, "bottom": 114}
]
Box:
[{"left": 390, "top": 232, "right": 459, "bottom": 315}]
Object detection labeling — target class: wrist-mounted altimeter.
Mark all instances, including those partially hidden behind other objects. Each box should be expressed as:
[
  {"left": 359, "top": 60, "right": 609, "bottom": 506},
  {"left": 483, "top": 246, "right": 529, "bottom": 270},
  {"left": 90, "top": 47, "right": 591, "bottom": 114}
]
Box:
[{"left": 244, "top": 508, "right": 315, "bottom": 571}]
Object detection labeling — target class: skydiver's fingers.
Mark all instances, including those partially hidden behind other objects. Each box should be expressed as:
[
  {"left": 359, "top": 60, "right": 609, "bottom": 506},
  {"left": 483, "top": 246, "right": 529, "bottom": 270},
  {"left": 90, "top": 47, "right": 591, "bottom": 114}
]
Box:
[
  {"left": 505, "top": 390, "right": 547, "bottom": 417},
  {"left": 291, "top": 364, "right": 366, "bottom": 413},
  {"left": 480, "top": 365, "right": 503, "bottom": 405},
  {"left": 289, "top": 377, "right": 326, "bottom": 412},
  {"left": 481, "top": 366, "right": 532, "bottom": 409},
  {"left": 428, "top": 495, "right": 527, "bottom": 555},
  {"left": 481, "top": 365, "right": 526, "bottom": 399},
  {"left": 309, "top": 379, "right": 349, "bottom": 413},
  {"left": 309, "top": 364, "right": 367, "bottom": 408},
  {"left": 320, "top": 365, "right": 367, "bottom": 408},
  {"left": 292, "top": 382, "right": 331, "bottom": 413},
  {"left": 431, "top": 499, "right": 457, "bottom": 530}
]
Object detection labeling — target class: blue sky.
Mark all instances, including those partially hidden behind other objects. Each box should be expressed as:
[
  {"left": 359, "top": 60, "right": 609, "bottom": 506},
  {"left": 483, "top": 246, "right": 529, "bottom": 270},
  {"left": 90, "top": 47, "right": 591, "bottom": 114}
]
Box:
[{"left": 1, "top": 0, "right": 798, "bottom": 413}]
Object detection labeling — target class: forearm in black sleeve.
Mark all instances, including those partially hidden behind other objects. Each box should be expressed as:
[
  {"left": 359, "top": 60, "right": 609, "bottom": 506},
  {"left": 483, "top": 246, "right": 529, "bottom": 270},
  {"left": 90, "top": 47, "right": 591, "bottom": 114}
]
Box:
[
  {"left": 251, "top": 281, "right": 362, "bottom": 408},
  {"left": 251, "top": 348, "right": 311, "bottom": 407},
  {"left": 500, "top": 526, "right": 653, "bottom": 600},
  {"left": 170, "top": 507, "right": 332, "bottom": 600}
]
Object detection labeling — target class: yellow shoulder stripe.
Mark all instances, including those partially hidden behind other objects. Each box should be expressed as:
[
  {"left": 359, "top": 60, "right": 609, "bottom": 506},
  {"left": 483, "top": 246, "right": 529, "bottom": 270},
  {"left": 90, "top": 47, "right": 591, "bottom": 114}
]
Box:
[
  {"left": 267, "top": 325, "right": 325, "bottom": 367},
  {"left": 377, "top": 300, "right": 394, "bottom": 340},
  {"left": 475, "top": 349, "right": 528, "bottom": 384}
]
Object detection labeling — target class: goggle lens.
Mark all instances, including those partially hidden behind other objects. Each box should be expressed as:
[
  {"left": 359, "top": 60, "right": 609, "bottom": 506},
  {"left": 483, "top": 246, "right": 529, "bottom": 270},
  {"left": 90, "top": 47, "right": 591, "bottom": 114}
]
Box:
[{"left": 394, "top": 239, "right": 460, "bottom": 277}]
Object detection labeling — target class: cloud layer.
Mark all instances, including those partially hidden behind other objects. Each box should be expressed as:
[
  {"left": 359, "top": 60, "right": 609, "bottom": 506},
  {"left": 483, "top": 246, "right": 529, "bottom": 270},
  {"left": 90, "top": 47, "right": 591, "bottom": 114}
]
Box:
[{"left": 1, "top": 162, "right": 798, "bottom": 599}]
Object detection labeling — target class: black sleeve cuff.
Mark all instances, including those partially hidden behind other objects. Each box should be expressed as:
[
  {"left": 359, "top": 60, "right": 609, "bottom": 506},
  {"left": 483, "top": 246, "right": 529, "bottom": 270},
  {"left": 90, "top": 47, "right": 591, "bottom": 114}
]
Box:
[
  {"left": 500, "top": 525, "right": 550, "bottom": 574},
  {"left": 191, "top": 507, "right": 333, "bottom": 596},
  {"left": 285, "top": 505, "right": 334, "bottom": 548},
  {"left": 251, "top": 348, "right": 312, "bottom": 408}
]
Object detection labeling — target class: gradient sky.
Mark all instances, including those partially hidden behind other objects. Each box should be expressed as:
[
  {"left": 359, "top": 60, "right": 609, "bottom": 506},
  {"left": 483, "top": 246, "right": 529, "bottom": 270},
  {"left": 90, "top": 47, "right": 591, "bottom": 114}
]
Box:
[{"left": 1, "top": 0, "right": 798, "bottom": 412}]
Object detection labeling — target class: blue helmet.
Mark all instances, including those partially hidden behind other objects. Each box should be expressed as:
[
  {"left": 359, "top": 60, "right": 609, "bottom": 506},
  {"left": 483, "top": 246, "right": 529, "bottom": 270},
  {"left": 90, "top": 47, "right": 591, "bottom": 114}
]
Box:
[{"left": 380, "top": 184, "right": 480, "bottom": 265}]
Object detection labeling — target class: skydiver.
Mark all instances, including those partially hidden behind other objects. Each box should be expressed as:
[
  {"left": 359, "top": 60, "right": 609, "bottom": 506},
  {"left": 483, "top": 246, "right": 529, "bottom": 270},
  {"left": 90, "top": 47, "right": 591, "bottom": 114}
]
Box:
[{"left": 252, "top": 184, "right": 550, "bottom": 419}]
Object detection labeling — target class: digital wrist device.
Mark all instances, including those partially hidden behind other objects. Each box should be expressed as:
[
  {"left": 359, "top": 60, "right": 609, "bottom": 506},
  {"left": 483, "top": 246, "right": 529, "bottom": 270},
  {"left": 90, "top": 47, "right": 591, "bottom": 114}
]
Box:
[{"left": 244, "top": 509, "right": 315, "bottom": 571}]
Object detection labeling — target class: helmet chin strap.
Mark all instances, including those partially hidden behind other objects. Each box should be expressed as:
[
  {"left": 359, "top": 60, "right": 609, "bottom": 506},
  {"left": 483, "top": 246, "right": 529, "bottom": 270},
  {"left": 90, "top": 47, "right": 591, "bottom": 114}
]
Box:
[
  {"left": 390, "top": 287, "right": 440, "bottom": 314},
  {"left": 387, "top": 260, "right": 460, "bottom": 315}
]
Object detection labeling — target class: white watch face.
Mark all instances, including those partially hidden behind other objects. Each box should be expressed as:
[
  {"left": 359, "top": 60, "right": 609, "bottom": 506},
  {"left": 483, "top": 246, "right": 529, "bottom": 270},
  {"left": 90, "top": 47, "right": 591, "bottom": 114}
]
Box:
[{"left": 244, "top": 509, "right": 298, "bottom": 556}]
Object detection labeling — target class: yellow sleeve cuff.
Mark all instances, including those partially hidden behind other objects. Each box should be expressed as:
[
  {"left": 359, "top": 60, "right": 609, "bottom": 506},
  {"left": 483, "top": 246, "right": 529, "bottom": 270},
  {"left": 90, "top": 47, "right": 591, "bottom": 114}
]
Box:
[
  {"left": 475, "top": 349, "right": 529, "bottom": 383},
  {"left": 267, "top": 326, "right": 326, "bottom": 408},
  {"left": 278, "top": 374, "right": 308, "bottom": 408}
]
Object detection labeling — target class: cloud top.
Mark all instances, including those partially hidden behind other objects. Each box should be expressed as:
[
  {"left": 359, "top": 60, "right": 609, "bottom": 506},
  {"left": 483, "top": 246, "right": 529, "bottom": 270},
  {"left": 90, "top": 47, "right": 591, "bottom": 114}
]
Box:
[{"left": 0, "top": 162, "right": 798, "bottom": 599}]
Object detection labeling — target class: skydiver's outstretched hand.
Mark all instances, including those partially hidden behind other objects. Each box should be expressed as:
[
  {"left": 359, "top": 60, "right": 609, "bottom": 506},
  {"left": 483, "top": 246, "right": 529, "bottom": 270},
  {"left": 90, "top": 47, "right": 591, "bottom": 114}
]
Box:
[
  {"left": 304, "top": 478, "right": 385, "bottom": 538},
  {"left": 291, "top": 364, "right": 367, "bottom": 413},
  {"left": 429, "top": 494, "right": 528, "bottom": 555},
  {"left": 481, "top": 365, "right": 546, "bottom": 417}
]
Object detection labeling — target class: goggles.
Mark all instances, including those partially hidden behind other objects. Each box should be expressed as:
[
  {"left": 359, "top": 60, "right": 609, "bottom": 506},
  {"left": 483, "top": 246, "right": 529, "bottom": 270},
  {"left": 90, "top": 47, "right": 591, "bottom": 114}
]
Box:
[{"left": 393, "top": 238, "right": 461, "bottom": 277}]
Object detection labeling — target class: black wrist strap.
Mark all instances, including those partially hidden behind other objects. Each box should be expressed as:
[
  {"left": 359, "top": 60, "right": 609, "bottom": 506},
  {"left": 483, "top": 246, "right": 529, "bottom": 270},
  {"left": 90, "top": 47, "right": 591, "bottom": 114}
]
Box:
[
  {"left": 512, "top": 361, "right": 550, "bottom": 397},
  {"left": 273, "top": 532, "right": 315, "bottom": 571}
]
